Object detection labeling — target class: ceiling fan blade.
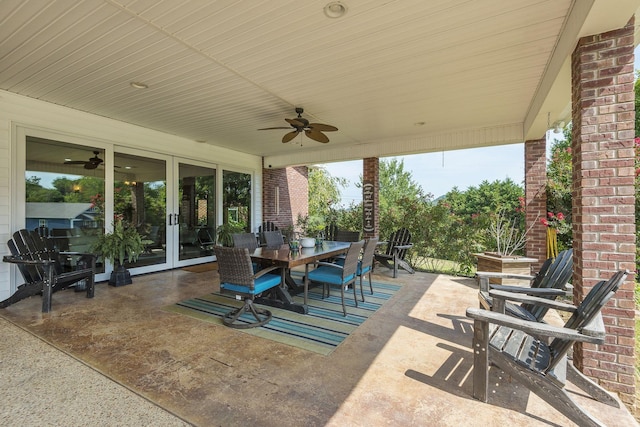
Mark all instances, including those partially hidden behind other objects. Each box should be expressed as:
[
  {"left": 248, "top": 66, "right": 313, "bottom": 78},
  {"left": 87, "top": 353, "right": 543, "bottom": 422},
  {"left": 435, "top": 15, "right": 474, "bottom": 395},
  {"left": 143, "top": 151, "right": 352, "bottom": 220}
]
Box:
[
  {"left": 64, "top": 160, "right": 88, "bottom": 165},
  {"left": 84, "top": 163, "right": 98, "bottom": 170},
  {"left": 305, "top": 129, "right": 329, "bottom": 143},
  {"left": 309, "top": 123, "right": 338, "bottom": 132},
  {"left": 285, "top": 118, "right": 305, "bottom": 127},
  {"left": 258, "top": 127, "right": 293, "bottom": 130},
  {"left": 282, "top": 130, "right": 300, "bottom": 143}
]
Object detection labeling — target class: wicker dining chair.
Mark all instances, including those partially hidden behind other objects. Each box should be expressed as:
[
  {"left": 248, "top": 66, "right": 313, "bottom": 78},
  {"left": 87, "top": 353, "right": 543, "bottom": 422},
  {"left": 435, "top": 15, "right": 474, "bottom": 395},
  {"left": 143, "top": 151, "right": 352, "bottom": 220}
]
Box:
[
  {"left": 232, "top": 232, "right": 259, "bottom": 251},
  {"left": 214, "top": 246, "right": 282, "bottom": 328},
  {"left": 307, "top": 240, "right": 365, "bottom": 316}
]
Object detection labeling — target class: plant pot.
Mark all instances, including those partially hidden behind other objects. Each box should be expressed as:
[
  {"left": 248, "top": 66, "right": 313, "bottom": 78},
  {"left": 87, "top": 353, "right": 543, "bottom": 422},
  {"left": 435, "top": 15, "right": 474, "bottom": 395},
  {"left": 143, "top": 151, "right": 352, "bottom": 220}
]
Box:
[
  {"left": 300, "top": 237, "right": 315, "bottom": 248},
  {"left": 475, "top": 252, "right": 537, "bottom": 285},
  {"left": 109, "top": 264, "right": 132, "bottom": 287}
]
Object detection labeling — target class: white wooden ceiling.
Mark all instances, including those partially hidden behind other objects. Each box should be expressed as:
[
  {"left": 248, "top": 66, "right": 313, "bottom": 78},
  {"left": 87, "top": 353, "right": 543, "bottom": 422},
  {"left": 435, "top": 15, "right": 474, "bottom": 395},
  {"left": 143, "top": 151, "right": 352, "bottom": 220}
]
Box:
[{"left": 1, "top": 0, "right": 639, "bottom": 166}]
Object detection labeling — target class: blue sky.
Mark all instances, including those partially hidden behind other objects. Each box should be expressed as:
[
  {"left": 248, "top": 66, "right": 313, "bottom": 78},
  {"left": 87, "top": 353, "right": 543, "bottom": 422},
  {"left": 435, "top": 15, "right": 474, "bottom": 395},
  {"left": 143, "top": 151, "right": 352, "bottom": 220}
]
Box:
[{"left": 321, "top": 133, "right": 563, "bottom": 206}]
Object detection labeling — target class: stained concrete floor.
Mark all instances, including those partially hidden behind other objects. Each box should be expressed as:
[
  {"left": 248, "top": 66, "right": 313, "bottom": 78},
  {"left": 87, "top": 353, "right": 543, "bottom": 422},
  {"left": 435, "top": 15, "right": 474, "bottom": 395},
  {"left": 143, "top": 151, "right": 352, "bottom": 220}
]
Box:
[{"left": 0, "top": 266, "right": 637, "bottom": 427}]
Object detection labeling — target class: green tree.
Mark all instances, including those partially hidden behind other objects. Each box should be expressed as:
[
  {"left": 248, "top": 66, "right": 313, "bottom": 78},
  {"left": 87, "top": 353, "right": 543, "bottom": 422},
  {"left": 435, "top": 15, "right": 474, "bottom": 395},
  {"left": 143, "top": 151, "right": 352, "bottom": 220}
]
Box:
[
  {"left": 25, "top": 176, "right": 64, "bottom": 202},
  {"left": 308, "top": 165, "right": 346, "bottom": 225}
]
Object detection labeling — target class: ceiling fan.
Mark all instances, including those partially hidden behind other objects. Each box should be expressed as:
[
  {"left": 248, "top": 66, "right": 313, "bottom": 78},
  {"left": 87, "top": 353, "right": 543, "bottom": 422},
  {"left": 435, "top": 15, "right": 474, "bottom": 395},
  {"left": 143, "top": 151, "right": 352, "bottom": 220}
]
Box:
[
  {"left": 258, "top": 107, "right": 338, "bottom": 143},
  {"left": 64, "top": 151, "right": 104, "bottom": 169}
]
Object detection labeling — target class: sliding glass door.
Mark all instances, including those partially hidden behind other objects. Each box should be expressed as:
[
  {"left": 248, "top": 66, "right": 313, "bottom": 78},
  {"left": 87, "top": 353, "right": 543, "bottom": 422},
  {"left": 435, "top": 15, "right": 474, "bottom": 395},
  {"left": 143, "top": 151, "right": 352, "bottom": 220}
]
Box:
[{"left": 173, "top": 161, "right": 217, "bottom": 265}]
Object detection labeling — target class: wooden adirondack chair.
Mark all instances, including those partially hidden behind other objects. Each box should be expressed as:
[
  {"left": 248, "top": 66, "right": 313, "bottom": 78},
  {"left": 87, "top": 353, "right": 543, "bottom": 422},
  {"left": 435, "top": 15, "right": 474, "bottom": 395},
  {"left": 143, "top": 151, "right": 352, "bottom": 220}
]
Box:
[
  {"left": 477, "top": 249, "right": 573, "bottom": 321},
  {"left": 374, "top": 228, "right": 414, "bottom": 278},
  {"left": 466, "top": 269, "right": 628, "bottom": 427},
  {"left": 2, "top": 229, "right": 96, "bottom": 313}
]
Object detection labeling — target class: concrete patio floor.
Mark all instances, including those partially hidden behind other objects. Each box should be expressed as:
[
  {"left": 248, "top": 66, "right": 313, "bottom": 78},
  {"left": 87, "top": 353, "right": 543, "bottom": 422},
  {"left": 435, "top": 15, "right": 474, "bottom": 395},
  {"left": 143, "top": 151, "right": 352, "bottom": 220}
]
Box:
[{"left": 0, "top": 266, "right": 637, "bottom": 426}]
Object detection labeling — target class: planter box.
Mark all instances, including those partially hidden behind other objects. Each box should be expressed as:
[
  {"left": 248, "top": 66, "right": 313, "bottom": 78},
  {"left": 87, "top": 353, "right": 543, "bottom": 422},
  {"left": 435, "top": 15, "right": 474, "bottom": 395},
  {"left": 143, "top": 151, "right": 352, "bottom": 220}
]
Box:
[{"left": 475, "top": 252, "right": 537, "bottom": 285}]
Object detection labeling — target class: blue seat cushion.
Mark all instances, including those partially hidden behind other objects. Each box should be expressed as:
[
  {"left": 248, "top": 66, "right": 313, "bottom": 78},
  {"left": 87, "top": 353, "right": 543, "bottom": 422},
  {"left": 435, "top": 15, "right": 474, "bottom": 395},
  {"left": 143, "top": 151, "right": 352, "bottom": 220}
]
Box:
[
  {"left": 220, "top": 273, "right": 281, "bottom": 296},
  {"left": 308, "top": 265, "right": 355, "bottom": 285}
]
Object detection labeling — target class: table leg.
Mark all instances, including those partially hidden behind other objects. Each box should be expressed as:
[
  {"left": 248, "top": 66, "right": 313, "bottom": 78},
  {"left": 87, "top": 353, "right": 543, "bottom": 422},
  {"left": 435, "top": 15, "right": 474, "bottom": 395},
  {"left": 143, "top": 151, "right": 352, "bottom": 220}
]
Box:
[
  {"left": 254, "top": 267, "right": 308, "bottom": 314},
  {"left": 304, "top": 263, "right": 309, "bottom": 306}
]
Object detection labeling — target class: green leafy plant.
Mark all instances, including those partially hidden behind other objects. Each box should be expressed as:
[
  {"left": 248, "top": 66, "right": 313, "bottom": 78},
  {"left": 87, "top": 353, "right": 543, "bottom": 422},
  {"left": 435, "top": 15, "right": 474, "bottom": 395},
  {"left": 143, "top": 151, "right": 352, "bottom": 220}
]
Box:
[
  {"left": 216, "top": 221, "right": 245, "bottom": 247},
  {"left": 91, "top": 218, "right": 145, "bottom": 266}
]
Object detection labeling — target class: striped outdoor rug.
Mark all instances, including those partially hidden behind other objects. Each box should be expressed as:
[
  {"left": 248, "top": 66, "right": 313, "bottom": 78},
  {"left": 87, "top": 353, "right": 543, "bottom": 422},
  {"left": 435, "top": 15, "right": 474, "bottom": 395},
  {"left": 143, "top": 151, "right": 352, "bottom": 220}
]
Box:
[{"left": 164, "top": 272, "right": 400, "bottom": 355}]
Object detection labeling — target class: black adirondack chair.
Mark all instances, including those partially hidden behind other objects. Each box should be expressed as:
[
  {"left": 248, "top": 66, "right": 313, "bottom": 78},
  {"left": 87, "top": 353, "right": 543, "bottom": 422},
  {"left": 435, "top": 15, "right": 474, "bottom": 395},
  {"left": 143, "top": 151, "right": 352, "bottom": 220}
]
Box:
[
  {"left": 374, "top": 228, "right": 414, "bottom": 278},
  {"left": 2, "top": 229, "right": 96, "bottom": 313},
  {"left": 466, "top": 269, "right": 628, "bottom": 427},
  {"left": 476, "top": 249, "right": 573, "bottom": 321}
]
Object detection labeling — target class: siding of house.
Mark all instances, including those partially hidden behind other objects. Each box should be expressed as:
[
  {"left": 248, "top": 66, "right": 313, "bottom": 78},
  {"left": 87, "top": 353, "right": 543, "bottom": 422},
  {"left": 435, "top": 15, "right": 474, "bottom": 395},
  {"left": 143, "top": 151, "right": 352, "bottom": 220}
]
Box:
[{"left": 0, "top": 90, "right": 263, "bottom": 301}]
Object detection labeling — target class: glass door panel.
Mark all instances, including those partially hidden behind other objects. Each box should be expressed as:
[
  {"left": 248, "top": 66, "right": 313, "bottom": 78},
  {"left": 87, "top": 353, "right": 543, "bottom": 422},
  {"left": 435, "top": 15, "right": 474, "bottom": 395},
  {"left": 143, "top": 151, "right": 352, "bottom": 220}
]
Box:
[
  {"left": 114, "top": 152, "right": 167, "bottom": 269},
  {"left": 25, "top": 137, "right": 106, "bottom": 275},
  {"left": 222, "top": 170, "right": 252, "bottom": 231},
  {"left": 176, "top": 162, "right": 216, "bottom": 262}
]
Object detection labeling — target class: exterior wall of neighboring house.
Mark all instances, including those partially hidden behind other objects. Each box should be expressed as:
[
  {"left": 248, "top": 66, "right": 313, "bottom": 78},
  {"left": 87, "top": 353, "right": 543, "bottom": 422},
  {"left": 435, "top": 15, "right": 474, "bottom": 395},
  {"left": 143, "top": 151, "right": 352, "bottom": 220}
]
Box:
[{"left": 0, "top": 90, "right": 263, "bottom": 301}]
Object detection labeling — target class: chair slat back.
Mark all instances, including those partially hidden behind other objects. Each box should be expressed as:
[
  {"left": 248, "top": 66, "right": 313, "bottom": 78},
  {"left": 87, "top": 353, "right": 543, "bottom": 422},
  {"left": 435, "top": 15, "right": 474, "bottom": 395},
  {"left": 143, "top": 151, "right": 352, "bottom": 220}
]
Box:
[
  {"left": 11, "top": 230, "right": 45, "bottom": 283},
  {"left": 263, "top": 230, "right": 284, "bottom": 247},
  {"left": 324, "top": 223, "right": 338, "bottom": 241},
  {"left": 232, "top": 233, "right": 259, "bottom": 251},
  {"left": 214, "top": 246, "right": 256, "bottom": 288},
  {"left": 523, "top": 249, "right": 573, "bottom": 319},
  {"left": 360, "top": 237, "right": 379, "bottom": 271},
  {"left": 548, "top": 270, "right": 628, "bottom": 370},
  {"left": 259, "top": 221, "right": 278, "bottom": 232},
  {"left": 334, "top": 230, "right": 360, "bottom": 242},
  {"left": 341, "top": 240, "right": 365, "bottom": 280},
  {"left": 386, "top": 228, "right": 411, "bottom": 259}
]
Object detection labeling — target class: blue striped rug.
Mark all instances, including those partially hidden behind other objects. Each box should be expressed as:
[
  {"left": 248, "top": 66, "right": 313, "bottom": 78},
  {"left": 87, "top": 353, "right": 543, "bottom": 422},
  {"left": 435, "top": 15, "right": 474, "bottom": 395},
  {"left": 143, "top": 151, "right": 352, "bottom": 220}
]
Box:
[{"left": 164, "top": 273, "right": 400, "bottom": 355}]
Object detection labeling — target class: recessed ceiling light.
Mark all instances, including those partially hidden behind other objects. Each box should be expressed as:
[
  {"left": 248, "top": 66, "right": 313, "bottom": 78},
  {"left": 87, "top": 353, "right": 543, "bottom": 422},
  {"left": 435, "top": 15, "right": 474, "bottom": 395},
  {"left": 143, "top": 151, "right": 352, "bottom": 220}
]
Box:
[
  {"left": 324, "top": 2, "right": 347, "bottom": 18},
  {"left": 414, "top": 121, "right": 426, "bottom": 126},
  {"left": 130, "top": 81, "right": 148, "bottom": 89}
]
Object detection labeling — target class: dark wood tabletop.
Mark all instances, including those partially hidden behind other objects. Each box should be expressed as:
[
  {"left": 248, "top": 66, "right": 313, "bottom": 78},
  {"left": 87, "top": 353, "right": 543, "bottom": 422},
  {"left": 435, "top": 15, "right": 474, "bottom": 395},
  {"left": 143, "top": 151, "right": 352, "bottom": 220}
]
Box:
[
  {"left": 251, "top": 241, "right": 350, "bottom": 268},
  {"left": 250, "top": 241, "right": 351, "bottom": 311}
]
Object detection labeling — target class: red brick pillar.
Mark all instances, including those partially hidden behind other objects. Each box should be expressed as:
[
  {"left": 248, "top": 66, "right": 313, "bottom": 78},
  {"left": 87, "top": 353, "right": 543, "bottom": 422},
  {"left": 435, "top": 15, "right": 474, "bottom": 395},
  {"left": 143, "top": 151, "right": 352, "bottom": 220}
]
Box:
[
  {"left": 571, "top": 18, "right": 636, "bottom": 408},
  {"left": 363, "top": 158, "right": 379, "bottom": 238},
  {"left": 524, "top": 138, "right": 547, "bottom": 271},
  {"left": 262, "top": 166, "right": 308, "bottom": 230}
]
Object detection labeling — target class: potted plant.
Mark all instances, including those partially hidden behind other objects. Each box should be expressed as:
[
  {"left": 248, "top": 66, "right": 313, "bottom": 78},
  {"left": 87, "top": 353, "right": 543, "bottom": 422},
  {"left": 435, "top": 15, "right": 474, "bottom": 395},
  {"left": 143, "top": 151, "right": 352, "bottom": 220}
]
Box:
[
  {"left": 91, "top": 218, "right": 145, "bottom": 286},
  {"left": 296, "top": 214, "right": 324, "bottom": 247},
  {"left": 215, "top": 221, "right": 245, "bottom": 247},
  {"left": 475, "top": 206, "right": 538, "bottom": 284}
]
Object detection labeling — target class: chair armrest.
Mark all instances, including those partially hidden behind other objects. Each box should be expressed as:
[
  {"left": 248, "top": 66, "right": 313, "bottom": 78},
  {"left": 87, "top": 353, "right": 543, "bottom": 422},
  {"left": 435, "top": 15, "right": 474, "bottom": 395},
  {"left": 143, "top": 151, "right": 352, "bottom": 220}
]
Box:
[
  {"left": 254, "top": 265, "right": 281, "bottom": 279},
  {"left": 393, "top": 244, "right": 413, "bottom": 251},
  {"left": 488, "top": 284, "right": 568, "bottom": 296},
  {"left": 313, "top": 261, "right": 344, "bottom": 270},
  {"left": 3, "top": 256, "right": 55, "bottom": 265},
  {"left": 489, "top": 289, "right": 577, "bottom": 312},
  {"left": 465, "top": 308, "right": 604, "bottom": 343}
]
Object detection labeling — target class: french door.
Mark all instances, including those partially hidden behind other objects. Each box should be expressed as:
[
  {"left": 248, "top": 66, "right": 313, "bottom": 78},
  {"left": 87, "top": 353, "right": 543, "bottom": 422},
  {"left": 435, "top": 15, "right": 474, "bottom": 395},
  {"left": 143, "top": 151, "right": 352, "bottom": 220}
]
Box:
[{"left": 113, "top": 149, "right": 216, "bottom": 273}]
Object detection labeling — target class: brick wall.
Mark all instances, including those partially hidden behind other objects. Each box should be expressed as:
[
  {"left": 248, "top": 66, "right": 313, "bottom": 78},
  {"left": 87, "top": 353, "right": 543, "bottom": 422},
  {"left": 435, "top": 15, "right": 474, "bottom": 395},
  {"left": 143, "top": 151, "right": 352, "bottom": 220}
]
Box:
[
  {"left": 524, "top": 138, "right": 547, "bottom": 271},
  {"left": 571, "top": 17, "right": 636, "bottom": 407},
  {"left": 363, "top": 158, "right": 379, "bottom": 238},
  {"left": 262, "top": 166, "right": 308, "bottom": 230}
]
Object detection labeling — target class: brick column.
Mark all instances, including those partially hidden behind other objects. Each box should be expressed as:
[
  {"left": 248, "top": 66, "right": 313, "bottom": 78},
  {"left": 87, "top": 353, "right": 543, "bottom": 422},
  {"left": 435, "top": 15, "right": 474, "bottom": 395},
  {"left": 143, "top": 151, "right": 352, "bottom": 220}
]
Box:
[
  {"left": 571, "top": 18, "right": 636, "bottom": 407},
  {"left": 262, "top": 166, "right": 308, "bottom": 230},
  {"left": 524, "top": 138, "right": 547, "bottom": 271},
  {"left": 362, "top": 158, "right": 379, "bottom": 238}
]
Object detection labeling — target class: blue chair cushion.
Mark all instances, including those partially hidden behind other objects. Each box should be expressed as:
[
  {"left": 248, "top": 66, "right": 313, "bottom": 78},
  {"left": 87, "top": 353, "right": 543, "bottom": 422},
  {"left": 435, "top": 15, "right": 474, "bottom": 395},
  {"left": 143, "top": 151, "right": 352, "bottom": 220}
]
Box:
[
  {"left": 220, "top": 273, "right": 281, "bottom": 296},
  {"left": 307, "top": 265, "right": 355, "bottom": 285}
]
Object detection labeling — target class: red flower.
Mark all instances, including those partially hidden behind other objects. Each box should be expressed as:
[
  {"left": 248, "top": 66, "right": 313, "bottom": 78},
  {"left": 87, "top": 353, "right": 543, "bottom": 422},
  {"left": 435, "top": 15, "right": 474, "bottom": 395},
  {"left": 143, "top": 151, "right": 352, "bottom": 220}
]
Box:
[
  {"left": 556, "top": 212, "right": 565, "bottom": 221},
  {"left": 540, "top": 218, "right": 549, "bottom": 226},
  {"left": 547, "top": 212, "right": 555, "bottom": 218}
]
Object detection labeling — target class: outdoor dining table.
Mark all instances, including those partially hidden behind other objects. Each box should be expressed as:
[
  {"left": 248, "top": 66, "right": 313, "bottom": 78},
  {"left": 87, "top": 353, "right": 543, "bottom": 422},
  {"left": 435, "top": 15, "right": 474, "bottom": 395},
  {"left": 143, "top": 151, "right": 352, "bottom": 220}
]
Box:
[{"left": 250, "top": 240, "right": 351, "bottom": 314}]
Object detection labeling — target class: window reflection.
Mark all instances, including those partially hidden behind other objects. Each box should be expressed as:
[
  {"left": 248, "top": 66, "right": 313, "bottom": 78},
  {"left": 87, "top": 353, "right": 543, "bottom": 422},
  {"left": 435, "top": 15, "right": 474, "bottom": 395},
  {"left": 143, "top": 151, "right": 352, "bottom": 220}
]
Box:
[{"left": 25, "top": 137, "right": 105, "bottom": 272}]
